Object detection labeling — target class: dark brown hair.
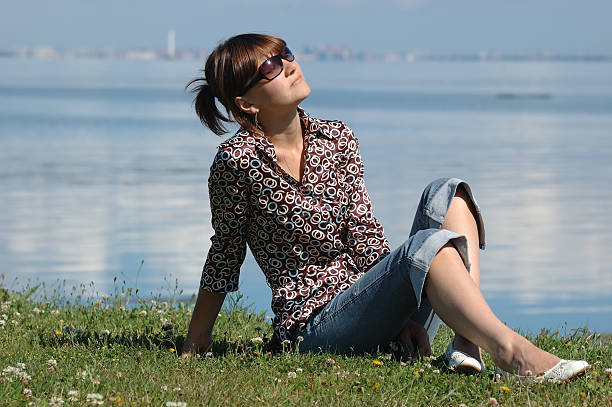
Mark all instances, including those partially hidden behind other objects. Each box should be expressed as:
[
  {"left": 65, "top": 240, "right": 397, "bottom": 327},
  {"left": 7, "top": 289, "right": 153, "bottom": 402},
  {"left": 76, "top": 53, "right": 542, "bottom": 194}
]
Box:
[{"left": 186, "top": 33, "right": 286, "bottom": 135}]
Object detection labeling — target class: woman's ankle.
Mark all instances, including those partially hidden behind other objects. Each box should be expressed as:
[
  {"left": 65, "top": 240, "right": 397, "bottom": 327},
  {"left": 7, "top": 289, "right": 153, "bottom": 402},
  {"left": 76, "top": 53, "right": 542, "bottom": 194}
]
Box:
[{"left": 491, "top": 337, "right": 560, "bottom": 375}]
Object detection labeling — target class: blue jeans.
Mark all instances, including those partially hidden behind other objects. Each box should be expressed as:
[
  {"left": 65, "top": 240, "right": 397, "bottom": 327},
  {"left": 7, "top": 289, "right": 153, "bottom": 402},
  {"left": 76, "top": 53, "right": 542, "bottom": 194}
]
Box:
[{"left": 297, "top": 178, "right": 486, "bottom": 354}]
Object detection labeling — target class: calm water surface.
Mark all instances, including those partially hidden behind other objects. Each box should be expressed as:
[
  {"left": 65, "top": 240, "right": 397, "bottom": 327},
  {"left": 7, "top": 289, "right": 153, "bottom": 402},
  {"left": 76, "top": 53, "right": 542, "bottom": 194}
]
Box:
[{"left": 1, "top": 58, "right": 611, "bottom": 334}]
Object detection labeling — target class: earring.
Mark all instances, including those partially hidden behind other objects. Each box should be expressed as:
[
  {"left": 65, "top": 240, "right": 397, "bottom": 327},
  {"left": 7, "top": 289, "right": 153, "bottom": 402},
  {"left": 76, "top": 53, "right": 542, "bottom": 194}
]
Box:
[{"left": 254, "top": 110, "right": 262, "bottom": 133}]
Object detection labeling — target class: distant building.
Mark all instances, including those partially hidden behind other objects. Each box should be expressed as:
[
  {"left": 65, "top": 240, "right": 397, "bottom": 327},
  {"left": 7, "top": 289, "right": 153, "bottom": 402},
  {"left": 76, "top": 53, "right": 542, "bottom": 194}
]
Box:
[{"left": 167, "top": 30, "right": 176, "bottom": 59}]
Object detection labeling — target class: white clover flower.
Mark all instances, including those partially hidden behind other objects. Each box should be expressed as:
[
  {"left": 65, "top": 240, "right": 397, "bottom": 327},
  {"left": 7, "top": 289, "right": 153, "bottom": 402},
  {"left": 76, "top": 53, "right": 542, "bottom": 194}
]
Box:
[
  {"left": 11, "top": 320, "right": 18, "bottom": 326},
  {"left": 47, "top": 359, "right": 58, "bottom": 371},
  {"left": 68, "top": 390, "right": 79, "bottom": 402},
  {"left": 102, "top": 329, "right": 110, "bottom": 335},
  {"left": 1, "top": 303, "right": 9, "bottom": 313},
  {"left": 92, "top": 378, "right": 100, "bottom": 386},
  {"left": 0, "top": 320, "right": 5, "bottom": 328},
  {"left": 296, "top": 368, "right": 303, "bottom": 373},
  {"left": 173, "top": 387, "right": 181, "bottom": 392},
  {"left": 32, "top": 307, "right": 42, "bottom": 314},
  {"left": 76, "top": 370, "right": 88, "bottom": 379},
  {"left": 165, "top": 402, "right": 187, "bottom": 407},
  {"left": 86, "top": 393, "right": 104, "bottom": 405},
  {"left": 139, "top": 310, "right": 147, "bottom": 318},
  {"left": 296, "top": 336, "right": 304, "bottom": 342},
  {"left": 50, "top": 309, "right": 60, "bottom": 315},
  {"left": 3, "top": 364, "right": 31, "bottom": 383},
  {"left": 287, "top": 371, "right": 297, "bottom": 379},
  {"left": 23, "top": 388, "right": 33, "bottom": 398},
  {"left": 14, "top": 311, "right": 21, "bottom": 318},
  {"left": 1, "top": 313, "right": 7, "bottom": 320},
  {"left": 281, "top": 339, "right": 291, "bottom": 346},
  {"left": 161, "top": 385, "right": 168, "bottom": 391},
  {"left": 251, "top": 337, "right": 263, "bottom": 344},
  {"left": 50, "top": 396, "right": 64, "bottom": 406}
]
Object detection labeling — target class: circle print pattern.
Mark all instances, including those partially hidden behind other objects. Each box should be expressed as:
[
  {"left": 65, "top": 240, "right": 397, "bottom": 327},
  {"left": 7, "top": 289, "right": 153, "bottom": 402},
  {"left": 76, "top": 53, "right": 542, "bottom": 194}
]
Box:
[{"left": 200, "top": 108, "right": 390, "bottom": 341}]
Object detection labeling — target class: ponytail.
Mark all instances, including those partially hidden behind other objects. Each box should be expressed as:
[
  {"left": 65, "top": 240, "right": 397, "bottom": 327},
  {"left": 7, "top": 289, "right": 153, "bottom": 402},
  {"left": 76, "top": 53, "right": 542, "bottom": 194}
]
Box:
[{"left": 185, "top": 77, "right": 230, "bottom": 136}]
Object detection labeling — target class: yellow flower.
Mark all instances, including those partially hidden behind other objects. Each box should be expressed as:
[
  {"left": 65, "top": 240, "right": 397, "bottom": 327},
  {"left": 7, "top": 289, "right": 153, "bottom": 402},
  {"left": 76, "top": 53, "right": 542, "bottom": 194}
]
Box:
[
  {"left": 372, "top": 360, "right": 383, "bottom": 366},
  {"left": 169, "top": 348, "right": 176, "bottom": 353},
  {"left": 565, "top": 341, "right": 572, "bottom": 347},
  {"left": 116, "top": 396, "right": 122, "bottom": 403},
  {"left": 93, "top": 301, "right": 101, "bottom": 307},
  {"left": 580, "top": 391, "right": 586, "bottom": 398},
  {"left": 115, "top": 371, "right": 123, "bottom": 377},
  {"left": 500, "top": 386, "right": 510, "bottom": 392},
  {"left": 592, "top": 370, "right": 598, "bottom": 375},
  {"left": 413, "top": 370, "right": 419, "bottom": 377},
  {"left": 374, "top": 382, "right": 380, "bottom": 389},
  {"left": 55, "top": 330, "right": 62, "bottom": 336}
]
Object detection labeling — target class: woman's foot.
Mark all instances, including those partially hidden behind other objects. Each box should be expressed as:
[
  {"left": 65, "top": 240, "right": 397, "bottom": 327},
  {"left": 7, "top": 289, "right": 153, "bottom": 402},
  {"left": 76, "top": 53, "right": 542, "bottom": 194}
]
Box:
[
  {"left": 452, "top": 334, "right": 484, "bottom": 365},
  {"left": 493, "top": 335, "right": 561, "bottom": 377}
]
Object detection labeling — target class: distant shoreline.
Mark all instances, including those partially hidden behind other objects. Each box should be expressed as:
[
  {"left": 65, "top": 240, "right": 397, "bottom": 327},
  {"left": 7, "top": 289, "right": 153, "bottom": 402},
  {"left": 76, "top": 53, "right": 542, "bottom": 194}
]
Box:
[{"left": 1, "top": 46, "right": 611, "bottom": 63}]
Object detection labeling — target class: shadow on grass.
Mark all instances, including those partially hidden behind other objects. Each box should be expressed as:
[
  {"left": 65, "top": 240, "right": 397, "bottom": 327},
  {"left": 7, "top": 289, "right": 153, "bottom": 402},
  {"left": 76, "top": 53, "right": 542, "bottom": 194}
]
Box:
[{"left": 35, "top": 327, "right": 280, "bottom": 358}]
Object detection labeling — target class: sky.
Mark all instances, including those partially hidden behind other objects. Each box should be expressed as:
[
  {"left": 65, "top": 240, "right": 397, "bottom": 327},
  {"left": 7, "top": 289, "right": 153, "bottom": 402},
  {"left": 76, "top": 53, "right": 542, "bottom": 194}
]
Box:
[{"left": 1, "top": 0, "right": 611, "bottom": 54}]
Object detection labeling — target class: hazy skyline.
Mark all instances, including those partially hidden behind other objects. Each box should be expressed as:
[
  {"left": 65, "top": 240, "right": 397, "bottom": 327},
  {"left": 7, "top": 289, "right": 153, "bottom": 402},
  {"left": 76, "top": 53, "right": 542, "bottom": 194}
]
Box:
[{"left": 1, "top": 0, "right": 611, "bottom": 54}]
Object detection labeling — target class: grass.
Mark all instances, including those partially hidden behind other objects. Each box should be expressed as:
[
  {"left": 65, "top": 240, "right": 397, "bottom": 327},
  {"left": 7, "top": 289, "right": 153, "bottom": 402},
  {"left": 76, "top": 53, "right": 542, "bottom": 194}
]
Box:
[{"left": 1, "top": 273, "right": 611, "bottom": 406}]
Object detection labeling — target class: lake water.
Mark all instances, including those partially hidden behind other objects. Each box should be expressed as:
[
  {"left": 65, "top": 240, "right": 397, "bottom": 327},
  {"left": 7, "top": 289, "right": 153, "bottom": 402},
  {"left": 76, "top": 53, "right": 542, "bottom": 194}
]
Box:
[{"left": 1, "top": 58, "right": 611, "bottom": 334}]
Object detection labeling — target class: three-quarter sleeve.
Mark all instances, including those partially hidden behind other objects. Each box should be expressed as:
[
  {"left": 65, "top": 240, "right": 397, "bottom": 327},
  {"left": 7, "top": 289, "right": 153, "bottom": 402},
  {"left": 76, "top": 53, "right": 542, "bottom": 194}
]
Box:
[
  {"left": 342, "top": 130, "right": 390, "bottom": 272},
  {"left": 200, "top": 148, "right": 250, "bottom": 292}
]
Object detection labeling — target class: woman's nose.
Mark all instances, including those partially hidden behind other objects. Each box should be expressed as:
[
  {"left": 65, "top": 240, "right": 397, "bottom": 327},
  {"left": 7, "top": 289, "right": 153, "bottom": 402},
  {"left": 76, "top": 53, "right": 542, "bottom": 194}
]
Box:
[{"left": 284, "top": 59, "right": 296, "bottom": 76}]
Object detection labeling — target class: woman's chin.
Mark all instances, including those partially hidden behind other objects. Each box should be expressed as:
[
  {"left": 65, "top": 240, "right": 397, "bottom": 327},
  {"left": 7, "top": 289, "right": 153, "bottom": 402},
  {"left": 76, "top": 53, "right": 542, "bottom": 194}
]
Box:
[{"left": 295, "top": 84, "right": 311, "bottom": 104}]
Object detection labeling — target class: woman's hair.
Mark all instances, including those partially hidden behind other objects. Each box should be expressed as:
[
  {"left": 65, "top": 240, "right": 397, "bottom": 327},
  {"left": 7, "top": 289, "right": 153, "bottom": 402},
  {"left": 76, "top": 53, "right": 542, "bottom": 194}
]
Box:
[{"left": 186, "top": 33, "right": 286, "bottom": 135}]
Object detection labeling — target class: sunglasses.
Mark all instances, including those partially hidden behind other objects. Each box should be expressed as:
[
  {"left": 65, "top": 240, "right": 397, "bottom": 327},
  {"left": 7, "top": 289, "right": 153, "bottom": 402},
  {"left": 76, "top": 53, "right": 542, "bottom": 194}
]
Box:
[{"left": 243, "top": 47, "right": 295, "bottom": 93}]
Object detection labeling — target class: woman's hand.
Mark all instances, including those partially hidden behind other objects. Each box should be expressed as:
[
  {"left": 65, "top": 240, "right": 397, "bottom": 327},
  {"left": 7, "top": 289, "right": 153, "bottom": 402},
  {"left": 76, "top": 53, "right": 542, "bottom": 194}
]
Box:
[
  {"left": 180, "top": 334, "right": 211, "bottom": 358},
  {"left": 179, "top": 290, "right": 226, "bottom": 359},
  {"left": 398, "top": 319, "right": 431, "bottom": 359}
]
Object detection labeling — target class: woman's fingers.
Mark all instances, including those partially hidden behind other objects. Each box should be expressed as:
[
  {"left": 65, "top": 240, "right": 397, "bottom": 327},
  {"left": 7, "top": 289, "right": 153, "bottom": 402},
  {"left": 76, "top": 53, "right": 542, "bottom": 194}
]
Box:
[{"left": 415, "top": 328, "right": 431, "bottom": 357}]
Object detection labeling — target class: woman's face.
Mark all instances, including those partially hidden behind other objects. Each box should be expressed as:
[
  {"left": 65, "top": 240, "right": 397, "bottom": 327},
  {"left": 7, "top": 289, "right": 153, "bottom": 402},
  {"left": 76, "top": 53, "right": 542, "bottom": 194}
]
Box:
[{"left": 243, "top": 50, "right": 311, "bottom": 113}]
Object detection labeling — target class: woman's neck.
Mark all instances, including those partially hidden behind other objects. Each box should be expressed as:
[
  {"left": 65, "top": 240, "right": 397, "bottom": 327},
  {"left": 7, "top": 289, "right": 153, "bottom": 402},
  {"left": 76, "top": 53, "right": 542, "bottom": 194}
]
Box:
[{"left": 259, "top": 109, "right": 303, "bottom": 151}]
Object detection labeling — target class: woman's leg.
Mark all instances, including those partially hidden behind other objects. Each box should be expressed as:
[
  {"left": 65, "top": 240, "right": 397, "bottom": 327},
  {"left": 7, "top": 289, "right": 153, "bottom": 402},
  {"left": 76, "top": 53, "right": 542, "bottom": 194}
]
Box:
[
  {"left": 404, "top": 179, "right": 486, "bottom": 362},
  {"left": 425, "top": 243, "right": 560, "bottom": 375},
  {"left": 439, "top": 184, "right": 483, "bottom": 361}
]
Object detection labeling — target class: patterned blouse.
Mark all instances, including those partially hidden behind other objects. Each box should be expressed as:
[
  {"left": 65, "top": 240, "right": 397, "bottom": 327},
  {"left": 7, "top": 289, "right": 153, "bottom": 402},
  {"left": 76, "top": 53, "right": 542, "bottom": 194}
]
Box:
[{"left": 200, "top": 107, "right": 391, "bottom": 341}]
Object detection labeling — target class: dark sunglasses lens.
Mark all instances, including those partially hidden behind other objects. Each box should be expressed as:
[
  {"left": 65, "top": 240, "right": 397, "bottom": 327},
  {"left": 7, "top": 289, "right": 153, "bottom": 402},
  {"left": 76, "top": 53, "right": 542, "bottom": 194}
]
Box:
[
  {"left": 283, "top": 47, "right": 295, "bottom": 61},
  {"left": 260, "top": 55, "right": 283, "bottom": 79}
]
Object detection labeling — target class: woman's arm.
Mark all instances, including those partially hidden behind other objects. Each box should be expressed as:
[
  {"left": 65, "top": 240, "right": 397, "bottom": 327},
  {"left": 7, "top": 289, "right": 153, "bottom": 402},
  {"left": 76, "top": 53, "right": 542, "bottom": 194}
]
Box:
[{"left": 181, "top": 289, "right": 226, "bottom": 357}]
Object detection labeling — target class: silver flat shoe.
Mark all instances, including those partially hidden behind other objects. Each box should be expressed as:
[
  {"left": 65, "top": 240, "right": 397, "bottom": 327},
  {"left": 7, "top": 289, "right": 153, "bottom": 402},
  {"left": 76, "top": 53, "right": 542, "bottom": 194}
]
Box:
[
  {"left": 444, "top": 342, "right": 486, "bottom": 374},
  {"left": 495, "top": 359, "right": 590, "bottom": 383}
]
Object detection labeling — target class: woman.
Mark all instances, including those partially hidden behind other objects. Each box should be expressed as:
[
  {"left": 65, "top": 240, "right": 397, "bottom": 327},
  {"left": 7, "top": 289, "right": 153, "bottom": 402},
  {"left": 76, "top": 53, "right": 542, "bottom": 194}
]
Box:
[{"left": 180, "top": 33, "right": 589, "bottom": 382}]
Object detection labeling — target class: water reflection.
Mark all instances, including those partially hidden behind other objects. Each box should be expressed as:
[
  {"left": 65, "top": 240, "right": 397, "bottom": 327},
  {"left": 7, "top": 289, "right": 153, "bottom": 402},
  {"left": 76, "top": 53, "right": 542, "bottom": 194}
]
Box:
[{"left": 1, "top": 60, "right": 611, "bottom": 334}]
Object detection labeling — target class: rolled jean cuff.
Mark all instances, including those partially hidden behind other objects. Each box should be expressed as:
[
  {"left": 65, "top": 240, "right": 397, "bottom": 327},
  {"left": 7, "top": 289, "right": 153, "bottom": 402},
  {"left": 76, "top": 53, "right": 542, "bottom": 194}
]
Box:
[
  {"left": 407, "top": 228, "right": 469, "bottom": 310},
  {"left": 412, "top": 177, "right": 486, "bottom": 250}
]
